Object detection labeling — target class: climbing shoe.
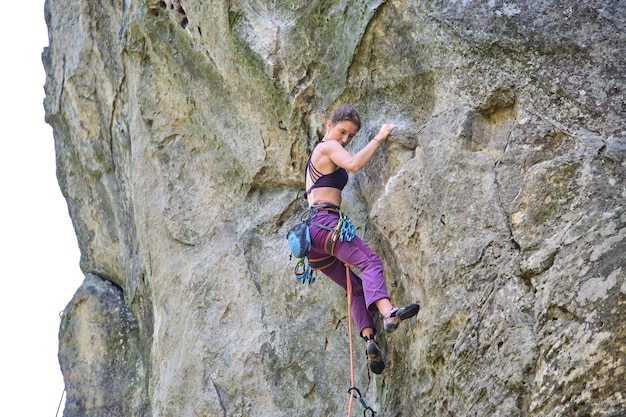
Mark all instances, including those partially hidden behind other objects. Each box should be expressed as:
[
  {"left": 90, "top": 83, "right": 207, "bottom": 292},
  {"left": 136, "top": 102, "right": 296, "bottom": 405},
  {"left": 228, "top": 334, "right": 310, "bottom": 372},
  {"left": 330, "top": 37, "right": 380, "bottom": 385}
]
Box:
[
  {"left": 383, "top": 303, "right": 420, "bottom": 333},
  {"left": 364, "top": 334, "right": 385, "bottom": 374}
]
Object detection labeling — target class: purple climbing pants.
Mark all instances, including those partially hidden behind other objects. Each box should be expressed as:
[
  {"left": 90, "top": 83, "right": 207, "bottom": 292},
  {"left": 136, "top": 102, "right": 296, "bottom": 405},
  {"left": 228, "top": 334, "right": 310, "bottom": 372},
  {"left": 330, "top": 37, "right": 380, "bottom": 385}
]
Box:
[{"left": 308, "top": 209, "right": 391, "bottom": 335}]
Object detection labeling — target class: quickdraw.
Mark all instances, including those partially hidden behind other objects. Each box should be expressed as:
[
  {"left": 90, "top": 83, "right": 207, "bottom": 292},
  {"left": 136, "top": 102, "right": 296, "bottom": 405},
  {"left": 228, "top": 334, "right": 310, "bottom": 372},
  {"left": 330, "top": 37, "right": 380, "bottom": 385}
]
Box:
[
  {"left": 347, "top": 386, "right": 376, "bottom": 417},
  {"left": 293, "top": 257, "right": 315, "bottom": 285},
  {"left": 335, "top": 210, "right": 356, "bottom": 242}
]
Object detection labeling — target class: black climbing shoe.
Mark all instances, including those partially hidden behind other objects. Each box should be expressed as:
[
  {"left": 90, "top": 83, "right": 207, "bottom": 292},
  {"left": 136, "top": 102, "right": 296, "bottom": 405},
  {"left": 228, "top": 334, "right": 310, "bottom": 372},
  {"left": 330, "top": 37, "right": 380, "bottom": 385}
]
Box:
[
  {"left": 383, "top": 303, "right": 420, "bottom": 333},
  {"left": 364, "top": 334, "right": 385, "bottom": 374}
]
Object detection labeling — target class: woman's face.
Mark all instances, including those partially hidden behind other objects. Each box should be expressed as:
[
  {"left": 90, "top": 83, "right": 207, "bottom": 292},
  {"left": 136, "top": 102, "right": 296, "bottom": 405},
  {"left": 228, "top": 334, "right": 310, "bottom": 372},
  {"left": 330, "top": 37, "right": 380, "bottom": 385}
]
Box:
[{"left": 326, "top": 120, "right": 359, "bottom": 147}]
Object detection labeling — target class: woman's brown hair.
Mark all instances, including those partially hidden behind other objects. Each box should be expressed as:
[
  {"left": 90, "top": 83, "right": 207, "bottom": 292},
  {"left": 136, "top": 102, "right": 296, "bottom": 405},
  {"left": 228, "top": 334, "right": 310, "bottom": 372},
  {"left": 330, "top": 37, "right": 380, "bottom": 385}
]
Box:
[{"left": 330, "top": 104, "right": 362, "bottom": 131}]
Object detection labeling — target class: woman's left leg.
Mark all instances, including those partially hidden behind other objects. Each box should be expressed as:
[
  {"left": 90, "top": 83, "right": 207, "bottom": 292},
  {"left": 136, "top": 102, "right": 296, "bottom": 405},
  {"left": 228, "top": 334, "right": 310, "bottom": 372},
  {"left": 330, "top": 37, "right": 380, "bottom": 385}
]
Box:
[
  {"left": 331, "top": 235, "right": 391, "bottom": 312},
  {"left": 319, "top": 259, "right": 376, "bottom": 335}
]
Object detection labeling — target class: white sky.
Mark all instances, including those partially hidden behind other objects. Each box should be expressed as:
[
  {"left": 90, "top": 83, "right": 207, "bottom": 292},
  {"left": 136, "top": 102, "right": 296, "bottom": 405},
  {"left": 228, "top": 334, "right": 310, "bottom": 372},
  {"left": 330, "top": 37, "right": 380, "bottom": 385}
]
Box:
[{"left": 0, "top": 2, "right": 83, "bottom": 415}]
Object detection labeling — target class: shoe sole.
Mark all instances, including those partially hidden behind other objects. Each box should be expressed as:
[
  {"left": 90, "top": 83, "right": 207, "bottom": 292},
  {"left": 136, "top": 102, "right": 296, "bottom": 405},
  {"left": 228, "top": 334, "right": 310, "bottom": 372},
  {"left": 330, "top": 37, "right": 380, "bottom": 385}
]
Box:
[
  {"left": 370, "top": 360, "right": 385, "bottom": 374},
  {"left": 384, "top": 304, "right": 420, "bottom": 333},
  {"left": 397, "top": 303, "right": 420, "bottom": 320},
  {"left": 367, "top": 343, "right": 385, "bottom": 374}
]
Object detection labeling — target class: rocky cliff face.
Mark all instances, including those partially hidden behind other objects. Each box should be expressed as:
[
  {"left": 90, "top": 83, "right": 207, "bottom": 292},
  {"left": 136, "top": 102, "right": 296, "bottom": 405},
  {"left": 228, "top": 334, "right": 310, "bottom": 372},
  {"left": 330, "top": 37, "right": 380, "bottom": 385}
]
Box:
[{"left": 44, "top": 1, "right": 626, "bottom": 416}]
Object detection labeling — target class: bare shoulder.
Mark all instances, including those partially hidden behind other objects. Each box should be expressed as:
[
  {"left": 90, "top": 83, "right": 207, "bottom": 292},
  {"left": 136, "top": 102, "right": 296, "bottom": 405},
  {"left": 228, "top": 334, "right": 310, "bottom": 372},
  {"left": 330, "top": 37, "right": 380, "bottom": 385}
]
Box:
[
  {"left": 317, "top": 140, "right": 343, "bottom": 155},
  {"left": 312, "top": 141, "right": 339, "bottom": 171}
]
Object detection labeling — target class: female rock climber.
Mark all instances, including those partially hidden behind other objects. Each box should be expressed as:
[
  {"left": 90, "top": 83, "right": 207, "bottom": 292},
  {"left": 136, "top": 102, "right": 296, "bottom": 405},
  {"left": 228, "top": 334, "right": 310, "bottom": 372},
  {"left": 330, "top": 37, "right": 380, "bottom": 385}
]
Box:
[{"left": 305, "top": 104, "right": 420, "bottom": 374}]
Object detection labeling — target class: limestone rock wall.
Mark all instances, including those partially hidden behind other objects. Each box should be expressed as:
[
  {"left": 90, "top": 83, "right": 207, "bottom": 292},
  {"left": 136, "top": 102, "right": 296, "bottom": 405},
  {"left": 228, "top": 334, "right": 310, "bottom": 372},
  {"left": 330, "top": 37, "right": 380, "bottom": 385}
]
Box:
[{"left": 44, "top": 1, "right": 626, "bottom": 416}]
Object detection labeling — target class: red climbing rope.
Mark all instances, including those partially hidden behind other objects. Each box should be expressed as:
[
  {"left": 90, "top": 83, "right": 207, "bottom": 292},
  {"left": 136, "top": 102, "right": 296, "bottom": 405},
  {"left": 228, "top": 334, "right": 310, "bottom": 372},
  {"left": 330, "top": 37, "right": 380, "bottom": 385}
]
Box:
[
  {"left": 346, "top": 263, "right": 355, "bottom": 417},
  {"left": 344, "top": 264, "right": 377, "bottom": 417}
]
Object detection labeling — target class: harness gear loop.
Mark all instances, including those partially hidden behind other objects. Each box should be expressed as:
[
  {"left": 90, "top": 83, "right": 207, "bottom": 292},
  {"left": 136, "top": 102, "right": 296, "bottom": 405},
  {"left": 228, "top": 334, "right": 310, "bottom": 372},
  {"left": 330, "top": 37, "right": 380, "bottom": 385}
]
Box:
[{"left": 345, "top": 264, "right": 376, "bottom": 417}]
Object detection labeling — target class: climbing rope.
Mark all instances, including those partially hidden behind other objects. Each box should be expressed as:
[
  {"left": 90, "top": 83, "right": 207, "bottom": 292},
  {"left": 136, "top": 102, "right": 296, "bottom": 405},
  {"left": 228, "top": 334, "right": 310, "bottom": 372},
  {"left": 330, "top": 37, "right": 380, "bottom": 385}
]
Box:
[
  {"left": 55, "top": 389, "right": 65, "bottom": 417},
  {"left": 345, "top": 264, "right": 376, "bottom": 417},
  {"left": 346, "top": 263, "right": 356, "bottom": 416}
]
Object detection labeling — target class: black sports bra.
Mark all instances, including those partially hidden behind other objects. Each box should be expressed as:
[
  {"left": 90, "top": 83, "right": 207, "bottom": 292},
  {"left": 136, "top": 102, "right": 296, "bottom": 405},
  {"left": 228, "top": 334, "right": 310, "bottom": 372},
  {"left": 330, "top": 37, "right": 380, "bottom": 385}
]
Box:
[{"left": 305, "top": 150, "right": 348, "bottom": 195}]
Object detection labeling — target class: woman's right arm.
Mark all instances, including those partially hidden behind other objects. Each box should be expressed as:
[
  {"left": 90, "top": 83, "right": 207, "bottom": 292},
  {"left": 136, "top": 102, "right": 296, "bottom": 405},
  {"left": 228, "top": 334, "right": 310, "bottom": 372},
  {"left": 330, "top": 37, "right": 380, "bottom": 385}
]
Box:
[{"left": 324, "top": 124, "right": 397, "bottom": 173}]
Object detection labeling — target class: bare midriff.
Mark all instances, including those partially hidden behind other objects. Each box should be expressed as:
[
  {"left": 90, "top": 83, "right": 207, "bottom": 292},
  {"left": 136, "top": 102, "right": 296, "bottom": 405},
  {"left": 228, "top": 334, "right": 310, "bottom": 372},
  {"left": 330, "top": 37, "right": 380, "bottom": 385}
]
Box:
[{"left": 307, "top": 187, "right": 342, "bottom": 208}]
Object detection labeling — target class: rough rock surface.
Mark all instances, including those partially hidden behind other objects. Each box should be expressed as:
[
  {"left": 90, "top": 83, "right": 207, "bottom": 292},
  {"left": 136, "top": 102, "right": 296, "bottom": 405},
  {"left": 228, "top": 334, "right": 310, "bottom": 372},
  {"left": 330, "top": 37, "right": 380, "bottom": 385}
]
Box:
[{"left": 44, "top": 1, "right": 626, "bottom": 416}]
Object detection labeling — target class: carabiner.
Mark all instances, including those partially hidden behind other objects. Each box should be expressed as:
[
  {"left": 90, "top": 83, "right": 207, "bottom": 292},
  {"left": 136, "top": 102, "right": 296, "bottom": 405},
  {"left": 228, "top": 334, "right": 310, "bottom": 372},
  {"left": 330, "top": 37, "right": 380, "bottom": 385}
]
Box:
[{"left": 347, "top": 386, "right": 376, "bottom": 416}]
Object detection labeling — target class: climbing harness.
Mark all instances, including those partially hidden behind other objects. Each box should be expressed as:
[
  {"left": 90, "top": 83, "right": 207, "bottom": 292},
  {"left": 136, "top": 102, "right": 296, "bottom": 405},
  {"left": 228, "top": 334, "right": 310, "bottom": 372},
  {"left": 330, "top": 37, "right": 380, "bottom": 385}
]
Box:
[
  {"left": 309, "top": 203, "right": 356, "bottom": 252},
  {"left": 345, "top": 264, "right": 376, "bottom": 417},
  {"left": 289, "top": 204, "right": 356, "bottom": 285}
]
